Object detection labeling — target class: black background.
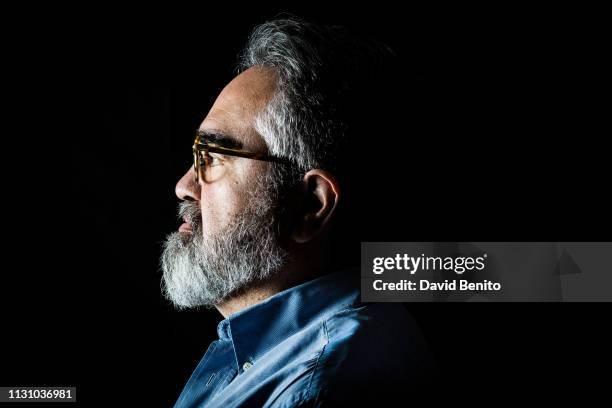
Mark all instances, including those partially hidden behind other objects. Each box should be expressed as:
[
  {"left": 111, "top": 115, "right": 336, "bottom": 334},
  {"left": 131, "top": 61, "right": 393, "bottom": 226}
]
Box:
[{"left": 2, "top": 4, "right": 610, "bottom": 407}]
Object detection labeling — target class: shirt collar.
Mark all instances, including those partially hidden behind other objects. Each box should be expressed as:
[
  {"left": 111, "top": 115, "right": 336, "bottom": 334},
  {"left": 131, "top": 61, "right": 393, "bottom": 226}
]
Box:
[{"left": 216, "top": 269, "right": 360, "bottom": 372}]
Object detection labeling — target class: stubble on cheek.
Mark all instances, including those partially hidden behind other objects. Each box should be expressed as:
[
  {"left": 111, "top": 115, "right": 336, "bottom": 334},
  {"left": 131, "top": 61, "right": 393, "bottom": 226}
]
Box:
[{"left": 198, "top": 171, "right": 252, "bottom": 238}]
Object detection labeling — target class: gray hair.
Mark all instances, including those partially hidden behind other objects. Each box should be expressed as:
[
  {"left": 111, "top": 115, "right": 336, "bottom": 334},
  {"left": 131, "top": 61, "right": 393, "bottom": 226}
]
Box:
[{"left": 238, "top": 17, "right": 394, "bottom": 181}]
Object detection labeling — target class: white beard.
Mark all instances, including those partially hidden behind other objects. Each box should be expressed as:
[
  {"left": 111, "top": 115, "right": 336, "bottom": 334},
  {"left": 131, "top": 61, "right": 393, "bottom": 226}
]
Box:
[{"left": 161, "top": 181, "right": 289, "bottom": 309}]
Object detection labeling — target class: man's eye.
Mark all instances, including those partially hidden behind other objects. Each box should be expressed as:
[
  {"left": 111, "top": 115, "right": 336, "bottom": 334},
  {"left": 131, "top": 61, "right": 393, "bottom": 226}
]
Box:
[{"left": 208, "top": 153, "right": 223, "bottom": 166}]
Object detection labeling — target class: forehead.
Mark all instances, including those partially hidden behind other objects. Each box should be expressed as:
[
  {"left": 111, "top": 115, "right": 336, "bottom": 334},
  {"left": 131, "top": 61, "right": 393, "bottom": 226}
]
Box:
[{"left": 199, "top": 65, "right": 277, "bottom": 150}]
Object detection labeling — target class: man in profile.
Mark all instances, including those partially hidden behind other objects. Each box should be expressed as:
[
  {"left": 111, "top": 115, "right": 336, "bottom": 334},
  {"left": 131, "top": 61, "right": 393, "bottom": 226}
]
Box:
[{"left": 161, "top": 17, "right": 433, "bottom": 407}]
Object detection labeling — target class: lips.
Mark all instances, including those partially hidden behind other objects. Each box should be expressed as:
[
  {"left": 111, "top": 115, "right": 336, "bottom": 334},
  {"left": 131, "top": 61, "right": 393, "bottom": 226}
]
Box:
[
  {"left": 177, "top": 202, "right": 200, "bottom": 233},
  {"left": 179, "top": 216, "right": 193, "bottom": 233},
  {"left": 179, "top": 222, "right": 192, "bottom": 232}
]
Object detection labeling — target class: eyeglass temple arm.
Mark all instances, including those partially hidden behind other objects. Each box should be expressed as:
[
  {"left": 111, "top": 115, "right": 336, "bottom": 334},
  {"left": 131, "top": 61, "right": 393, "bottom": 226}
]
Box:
[{"left": 194, "top": 143, "right": 292, "bottom": 165}]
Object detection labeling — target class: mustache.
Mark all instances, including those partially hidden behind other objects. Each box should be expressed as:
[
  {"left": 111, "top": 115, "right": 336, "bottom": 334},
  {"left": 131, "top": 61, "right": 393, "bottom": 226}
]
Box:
[{"left": 178, "top": 201, "right": 201, "bottom": 229}]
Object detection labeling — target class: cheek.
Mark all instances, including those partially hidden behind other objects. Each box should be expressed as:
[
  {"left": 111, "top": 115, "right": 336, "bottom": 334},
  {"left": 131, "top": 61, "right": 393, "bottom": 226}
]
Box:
[
  {"left": 198, "top": 178, "right": 245, "bottom": 236},
  {"left": 198, "top": 161, "right": 265, "bottom": 236}
]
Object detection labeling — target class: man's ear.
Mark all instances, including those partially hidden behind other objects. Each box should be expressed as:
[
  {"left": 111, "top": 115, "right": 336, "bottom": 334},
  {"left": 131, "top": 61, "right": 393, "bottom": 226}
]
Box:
[{"left": 290, "top": 169, "right": 340, "bottom": 244}]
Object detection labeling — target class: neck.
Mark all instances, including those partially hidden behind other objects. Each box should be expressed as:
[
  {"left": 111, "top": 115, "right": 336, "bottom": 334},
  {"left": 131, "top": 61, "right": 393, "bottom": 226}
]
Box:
[
  {"left": 215, "top": 246, "right": 331, "bottom": 318},
  {"left": 215, "top": 278, "right": 287, "bottom": 318},
  {"left": 215, "top": 236, "right": 331, "bottom": 318}
]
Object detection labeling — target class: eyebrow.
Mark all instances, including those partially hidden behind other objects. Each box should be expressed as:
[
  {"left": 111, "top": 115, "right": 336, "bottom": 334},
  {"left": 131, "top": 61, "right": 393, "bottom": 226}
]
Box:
[{"left": 196, "top": 129, "right": 243, "bottom": 150}]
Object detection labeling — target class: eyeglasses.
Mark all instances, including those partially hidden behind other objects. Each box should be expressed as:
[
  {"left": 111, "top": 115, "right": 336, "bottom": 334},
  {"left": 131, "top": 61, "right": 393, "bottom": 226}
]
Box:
[{"left": 192, "top": 133, "right": 292, "bottom": 183}]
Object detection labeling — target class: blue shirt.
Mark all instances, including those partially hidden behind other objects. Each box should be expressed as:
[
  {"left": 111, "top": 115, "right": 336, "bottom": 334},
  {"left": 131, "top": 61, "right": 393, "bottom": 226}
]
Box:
[{"left": 173, "top": 270, "right": 433, "bottom": 407}]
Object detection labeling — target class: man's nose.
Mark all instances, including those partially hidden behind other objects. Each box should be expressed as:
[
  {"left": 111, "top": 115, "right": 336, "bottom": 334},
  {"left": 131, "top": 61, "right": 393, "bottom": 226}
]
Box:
[{"left": 176, "top": 167, "right": 201, "bottom": 202}]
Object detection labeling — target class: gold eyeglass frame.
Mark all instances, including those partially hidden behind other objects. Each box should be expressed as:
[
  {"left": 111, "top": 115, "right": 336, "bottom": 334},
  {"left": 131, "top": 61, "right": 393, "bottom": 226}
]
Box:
[{"left": 192, "top": 133, "right": 292, "bottom": 183}]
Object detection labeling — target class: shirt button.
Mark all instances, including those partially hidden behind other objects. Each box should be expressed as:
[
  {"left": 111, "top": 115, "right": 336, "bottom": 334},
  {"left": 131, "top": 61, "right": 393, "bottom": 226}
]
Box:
[{"left": 242, "top": 361, "right": 253, "bottom": 371}]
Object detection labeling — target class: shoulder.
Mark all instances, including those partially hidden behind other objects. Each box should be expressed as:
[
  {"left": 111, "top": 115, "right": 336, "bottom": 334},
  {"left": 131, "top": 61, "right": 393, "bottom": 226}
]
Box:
[
  {"left": 265, "top": 302, "right": 434, "bottom": 407},
  {"left": 309, "top": 302, "right": 435, "bottom": 404}
]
